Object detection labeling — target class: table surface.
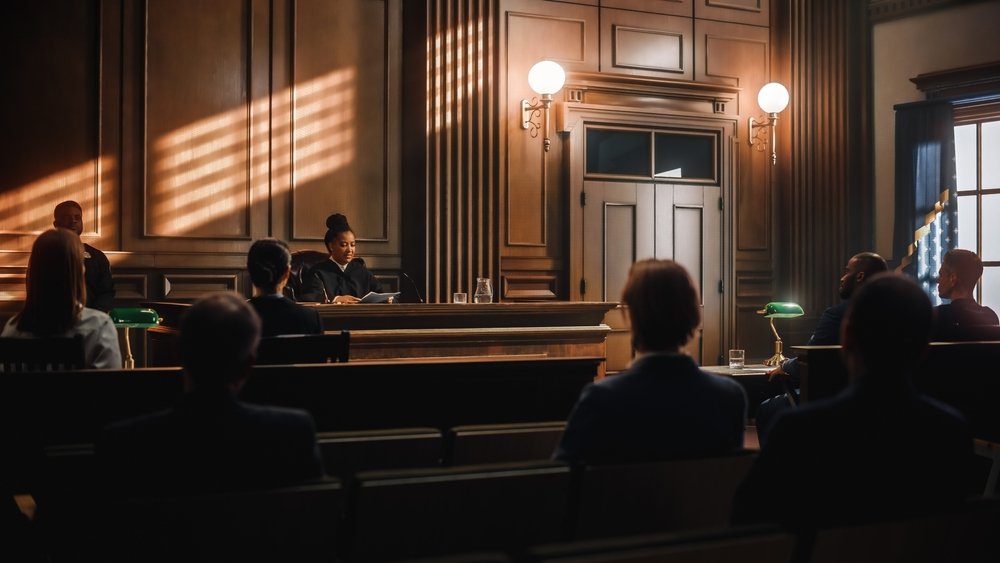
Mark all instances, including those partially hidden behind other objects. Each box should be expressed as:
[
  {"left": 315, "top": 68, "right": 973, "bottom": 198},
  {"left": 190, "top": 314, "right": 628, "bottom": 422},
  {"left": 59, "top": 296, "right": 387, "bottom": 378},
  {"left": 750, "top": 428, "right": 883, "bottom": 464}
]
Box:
[{"left": 702, "top": 364, "right": 772, "bottom": 377}]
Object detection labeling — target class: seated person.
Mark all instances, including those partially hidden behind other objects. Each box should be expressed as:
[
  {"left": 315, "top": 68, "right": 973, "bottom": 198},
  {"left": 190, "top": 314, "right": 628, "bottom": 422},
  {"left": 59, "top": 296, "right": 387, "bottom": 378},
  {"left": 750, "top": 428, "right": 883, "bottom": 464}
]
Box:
[
  {"left": 554, "top": 259, "right": 747, "bottom": 464},
  {"left": 53, "top": 200, "right": 115, "bottom": 312},
  {"left": 247, "top": 238, "right": 323, "bottom": 337},
  {"left": 298, "top": 213, "right": 381, "bottom": 304},
  {"left": 98, "top": 292, "right": 324, "bottom": 495},
  {"left": 732, "top": 273, "right": 973, "bottom": 529},
  {"left": 756, "top": 252, "right": 888, "bottom": 444},
  {"left": 933, "top": 248, "right": 999, "bottom": 341},
  {"left": 2, "top": 229, "right": 121, "bottom": 368}
]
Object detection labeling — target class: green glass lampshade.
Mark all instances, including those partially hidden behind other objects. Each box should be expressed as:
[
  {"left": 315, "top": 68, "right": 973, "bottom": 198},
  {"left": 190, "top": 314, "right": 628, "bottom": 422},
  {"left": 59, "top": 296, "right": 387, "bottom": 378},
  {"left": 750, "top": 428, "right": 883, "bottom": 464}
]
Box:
[
  {"left": 759, "top": 302, "right": 804, "bottom": 318},
  {"left": 108, "top": 307, "right": 161, "bottom": 329}
]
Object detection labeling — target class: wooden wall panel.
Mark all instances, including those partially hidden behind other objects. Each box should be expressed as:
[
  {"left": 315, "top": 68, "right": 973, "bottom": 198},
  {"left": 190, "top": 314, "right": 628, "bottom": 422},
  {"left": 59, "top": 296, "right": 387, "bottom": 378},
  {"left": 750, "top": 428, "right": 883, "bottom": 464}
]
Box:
[
  {"left": 411, "top": 0, "right": 502, "bottom": 302},
  {"left": 603, "top": 0, "right": 692, "bottom": 17},
  {"left": 780, "top": 0, "right": 872, "bottom": 318},
  {"left": 0, "top": 0, "right": 117, "bottom": 251},
  {"left": 506, "top": 8, "right": 592, "bottom": 247},
  {"left": 287, "top": 0, "right": 395, "bottom": 250},
  {"left": 143, "top": 0, "right": 253, "bottom": 239},
  {"left": 695, "top": 0, "right": 769, "bottom": 26},
  {"left": 601, "top": 8, "right": 693, "bottom": 79}
]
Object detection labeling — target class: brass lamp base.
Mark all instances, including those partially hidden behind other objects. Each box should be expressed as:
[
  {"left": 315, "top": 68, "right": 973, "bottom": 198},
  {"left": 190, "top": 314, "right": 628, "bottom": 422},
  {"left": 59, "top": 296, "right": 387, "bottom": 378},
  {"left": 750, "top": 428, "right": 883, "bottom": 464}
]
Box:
[{"left": 762, "top": 339, "right": 786, "bottom": 367}]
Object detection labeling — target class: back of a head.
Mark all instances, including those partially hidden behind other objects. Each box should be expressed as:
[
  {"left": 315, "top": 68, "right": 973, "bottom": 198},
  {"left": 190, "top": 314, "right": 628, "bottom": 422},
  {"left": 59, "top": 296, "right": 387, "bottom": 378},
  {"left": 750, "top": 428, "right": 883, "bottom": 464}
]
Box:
[
  {"left": 18, "top": 228, "right": 86, "bottom": 335},
  {"left": 853, "top": 251, "right": 889, "bottom": 277},
  {"left": 622, "top": 259, "right": 701, "bottom": 352},
  {"left": 180, "top": 292, "right": 262, "bottom": 388},
  {"left": 247, "top": 238, "right": 292, "bottom": 293},
  {"left": 324, "top": 213, "right": 352, "bottom": 244},
  {"left": 844, "top": 273, "right": 932, "bottom": 375},
  {"left": 943, "top": 248, "right": 983, "bottom": 292}
]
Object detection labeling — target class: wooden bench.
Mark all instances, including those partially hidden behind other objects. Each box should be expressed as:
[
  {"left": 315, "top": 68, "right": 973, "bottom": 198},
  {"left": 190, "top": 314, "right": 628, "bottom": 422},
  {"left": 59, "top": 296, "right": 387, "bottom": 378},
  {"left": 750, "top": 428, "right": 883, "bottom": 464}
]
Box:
[
  {"left": 256, "top": 331, "right": 350, "bottom": 365},
  {"left": 529, "top": 526, "right": 795, "bottom": 563},
  {"left": 792, "top": 342, "right": 1000, "bottom": 442},
  {"left": 0, "top": 335, "right": 85, "bottom": 372},
  {"left": 570, "top": 451, "right": 757, "bottom": 541},
  {"left": 445, "top": 421, "right": 566, "bottom": 465},
  {"left": 348, "top": 462, "right": 574, "bottom": 562},
  {"left": 0, "top": 356, "right": 600, "bottom": 445},
  {"left": 317, "top": 427, "right": 443, "bottom": 477}
]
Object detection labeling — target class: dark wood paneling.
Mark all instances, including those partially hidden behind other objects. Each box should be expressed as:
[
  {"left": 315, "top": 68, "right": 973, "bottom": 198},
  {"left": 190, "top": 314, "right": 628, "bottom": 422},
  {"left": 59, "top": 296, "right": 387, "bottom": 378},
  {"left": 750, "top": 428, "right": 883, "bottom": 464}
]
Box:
[
  {"left": 603, "top": 0, "right": 692, "bottom": 17},
  {"left": 0, "top": 0, "right": 116, "bottom": 251},
  {"left": 287, "top": 0, "right": 396, "bottom": 250},
  {"left": 601, "top": 9, "right": 693, "bottom": 79},
  {"left": 695, "top": 0, "right": 769, "bottom": 26},
  {"left": 408, "top": 0, "right": 504, "bottom": 302},
  {"left": 162, "top": 273, "right": 239, "bottom": 300},
  {"left": 143, "top": 0, "right": 253, "bottom": 239},
  {"left": 695, "top": 19, "right": 771, "bottom": 256},
  {"left": 781, "top": 0, "right": 872, "bottom": 319}
]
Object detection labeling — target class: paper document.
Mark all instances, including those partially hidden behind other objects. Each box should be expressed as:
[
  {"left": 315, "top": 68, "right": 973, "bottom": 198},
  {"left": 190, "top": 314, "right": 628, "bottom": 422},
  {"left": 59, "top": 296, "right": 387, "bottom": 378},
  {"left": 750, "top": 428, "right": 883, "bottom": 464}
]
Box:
[{"left": 359, "top": 291, "right": 400, "bottom": 304}]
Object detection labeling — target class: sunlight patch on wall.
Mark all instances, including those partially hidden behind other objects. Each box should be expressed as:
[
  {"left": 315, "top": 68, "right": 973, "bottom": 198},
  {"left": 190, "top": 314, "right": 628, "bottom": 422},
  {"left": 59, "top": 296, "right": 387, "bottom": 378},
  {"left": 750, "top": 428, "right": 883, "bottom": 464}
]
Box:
[
  {"left": 149, "top": 68, "right": 357, "bottom": 236},
  {"left": 0, "top": 159, "right": 110, "bottom": 235}
]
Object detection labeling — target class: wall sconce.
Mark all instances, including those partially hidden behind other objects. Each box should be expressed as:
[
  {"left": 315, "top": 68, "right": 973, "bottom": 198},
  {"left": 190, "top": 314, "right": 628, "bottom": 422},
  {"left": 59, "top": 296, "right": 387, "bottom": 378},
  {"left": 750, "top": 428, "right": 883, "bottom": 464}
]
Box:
[
  {"left": 757, "top": 301, "right": 804, "bottom": 367},
  {"left": 748, "top": 82, "right": 790, "bottom": 165},
  {"left": 521, "top": 60, "right": 566, "bottom": 152}
]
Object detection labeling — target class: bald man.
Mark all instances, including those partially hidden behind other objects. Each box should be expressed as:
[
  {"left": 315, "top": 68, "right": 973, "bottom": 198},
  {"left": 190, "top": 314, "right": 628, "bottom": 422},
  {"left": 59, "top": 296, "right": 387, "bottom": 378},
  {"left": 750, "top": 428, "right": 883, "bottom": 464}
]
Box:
[{"left": 53, "top": 201, "right": 115, "bottom": 312}]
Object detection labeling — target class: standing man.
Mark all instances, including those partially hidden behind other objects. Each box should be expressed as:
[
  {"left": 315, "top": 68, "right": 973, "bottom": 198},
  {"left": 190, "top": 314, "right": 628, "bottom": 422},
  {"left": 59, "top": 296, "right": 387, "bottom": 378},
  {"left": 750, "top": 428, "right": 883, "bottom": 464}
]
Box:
[
  {"left": 53, "top": 200, "right": 115, "bottom": 312},
  {"left": 933, "top": 248, "right": 999, "bottom": 340}
]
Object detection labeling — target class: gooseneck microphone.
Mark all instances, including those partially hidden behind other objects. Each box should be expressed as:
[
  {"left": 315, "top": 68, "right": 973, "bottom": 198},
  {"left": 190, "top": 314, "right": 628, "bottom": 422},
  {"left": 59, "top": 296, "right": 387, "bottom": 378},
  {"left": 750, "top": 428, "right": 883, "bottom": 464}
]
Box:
[
  {"left": 400, "top": 272, "right": 424, "bottom": 303},
  {"left": 314, "top": 271, "right": 331, "bottom": 304}
]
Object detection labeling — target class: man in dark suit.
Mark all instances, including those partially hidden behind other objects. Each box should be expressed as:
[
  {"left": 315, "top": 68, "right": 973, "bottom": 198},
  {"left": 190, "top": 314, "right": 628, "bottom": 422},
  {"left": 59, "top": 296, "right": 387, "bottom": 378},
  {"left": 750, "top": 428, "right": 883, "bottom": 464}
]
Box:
[
  {"left": 99, "top": 292, "right": 324, "bottom": 495},
  {"left": 732, "top": 273, "right": 973, "bottom": 529},
  {"left": 554, "top": 259, "right": 747, "bottom": 464},
  {"left": 755, "top": 252, "right": 888, "bottom": 443},
  {"left": 53, "top": 200, "right": 115, "bottom": 312},
  {"left": 933, "top": 248, "right": 999, "bottom": 341},
  {"left": 246, "top": 238, "right": 323, "bottom": 337}
]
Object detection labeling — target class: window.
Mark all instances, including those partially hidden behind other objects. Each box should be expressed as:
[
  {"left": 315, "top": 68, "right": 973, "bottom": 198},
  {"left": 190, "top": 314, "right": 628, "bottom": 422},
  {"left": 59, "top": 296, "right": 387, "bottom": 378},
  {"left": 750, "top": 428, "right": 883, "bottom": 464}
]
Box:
[
  {"left": 954, "top": 115, "right": 1000, "bottom": 313},
  {"left": 585, "top": 126, "right": 718, "bottom": 183}
]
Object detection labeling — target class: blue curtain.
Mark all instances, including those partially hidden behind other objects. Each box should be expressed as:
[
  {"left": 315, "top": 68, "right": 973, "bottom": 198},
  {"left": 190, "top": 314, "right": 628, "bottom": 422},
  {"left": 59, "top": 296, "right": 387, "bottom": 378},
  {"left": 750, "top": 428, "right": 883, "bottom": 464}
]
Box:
[{"left": 892, "top": 101, "right": 957, "bottom": 306}]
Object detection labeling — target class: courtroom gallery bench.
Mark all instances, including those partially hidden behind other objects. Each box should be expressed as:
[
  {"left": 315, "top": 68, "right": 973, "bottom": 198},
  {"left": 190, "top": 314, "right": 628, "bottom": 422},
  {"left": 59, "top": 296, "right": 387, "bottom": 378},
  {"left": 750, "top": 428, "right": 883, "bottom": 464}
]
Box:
[
  {"left": 0, "top": 355, "right": 601, "bottom": 446},
  {"left": 792, "top": 341, "right": 1000, "bottom": 442}
]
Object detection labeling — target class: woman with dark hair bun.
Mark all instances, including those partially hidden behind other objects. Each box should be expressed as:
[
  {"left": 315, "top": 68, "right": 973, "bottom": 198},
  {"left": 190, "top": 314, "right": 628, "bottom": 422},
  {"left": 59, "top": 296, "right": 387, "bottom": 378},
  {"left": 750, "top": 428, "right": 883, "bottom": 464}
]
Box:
[
  {"left": 247, "top": 238, "right": 322, "bottom": 336},
  {"left": 298, "top": 213, "right": 381, "bottom": 304}
]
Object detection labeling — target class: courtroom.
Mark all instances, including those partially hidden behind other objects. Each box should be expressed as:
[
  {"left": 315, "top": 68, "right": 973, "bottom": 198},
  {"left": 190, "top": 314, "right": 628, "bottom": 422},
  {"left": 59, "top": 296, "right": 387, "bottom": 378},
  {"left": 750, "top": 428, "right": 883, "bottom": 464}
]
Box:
[{"left": 1, "top": 0, "right": 999, "bottom": 561}]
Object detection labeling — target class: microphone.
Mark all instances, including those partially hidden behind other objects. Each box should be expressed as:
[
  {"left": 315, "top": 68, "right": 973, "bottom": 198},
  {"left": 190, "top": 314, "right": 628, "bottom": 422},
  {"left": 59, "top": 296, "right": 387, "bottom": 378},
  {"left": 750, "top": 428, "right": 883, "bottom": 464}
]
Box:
[
  {"left": 314, "top": 271, "right": 331, "bottom": 304},
  {"left": 400, "top": 272, "right": 424, "bottom": 304}
]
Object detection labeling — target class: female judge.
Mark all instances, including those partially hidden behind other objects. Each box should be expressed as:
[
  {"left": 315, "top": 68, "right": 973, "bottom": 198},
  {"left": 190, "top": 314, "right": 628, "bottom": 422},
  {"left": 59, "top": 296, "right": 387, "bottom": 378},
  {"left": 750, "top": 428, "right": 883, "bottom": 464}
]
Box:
[
  {"left": 299, "top": 213, "right": 381, "bottom": 304},
  {"left": 1, "top": 228, "right": 121, "bottom": 368},
  {"left": 247, "top": 238, "right": 323, "bottom": 336}
]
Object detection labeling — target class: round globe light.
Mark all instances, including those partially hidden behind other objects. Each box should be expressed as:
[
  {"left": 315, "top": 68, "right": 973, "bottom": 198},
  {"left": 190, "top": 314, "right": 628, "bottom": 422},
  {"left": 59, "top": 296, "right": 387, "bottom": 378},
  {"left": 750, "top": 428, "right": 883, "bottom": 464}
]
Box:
[
  {"left": 757, "top": 82, "right": 789, "bottom": 114},
  {"left": 527, "top": 61, "right": 566, "bottom": 96}
]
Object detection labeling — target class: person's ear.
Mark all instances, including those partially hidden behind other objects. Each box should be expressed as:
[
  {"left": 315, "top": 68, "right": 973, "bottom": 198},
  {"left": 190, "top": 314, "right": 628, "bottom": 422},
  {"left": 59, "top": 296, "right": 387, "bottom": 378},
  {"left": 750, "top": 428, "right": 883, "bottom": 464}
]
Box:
[{"left": 855, "top": 271, "right": 866, "bottom": 284}]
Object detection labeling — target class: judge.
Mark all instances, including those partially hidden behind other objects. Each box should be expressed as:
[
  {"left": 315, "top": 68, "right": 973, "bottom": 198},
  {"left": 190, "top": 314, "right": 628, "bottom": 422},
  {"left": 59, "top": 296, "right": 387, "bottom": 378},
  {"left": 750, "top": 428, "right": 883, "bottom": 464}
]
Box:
[{"left": 298, "top": 213, "right": 382, "bottom": 304}]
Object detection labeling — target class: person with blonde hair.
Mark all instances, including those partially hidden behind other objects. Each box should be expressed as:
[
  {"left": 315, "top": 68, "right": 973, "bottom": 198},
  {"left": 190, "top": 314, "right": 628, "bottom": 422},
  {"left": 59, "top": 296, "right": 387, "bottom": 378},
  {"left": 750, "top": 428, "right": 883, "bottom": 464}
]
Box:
[
  {"left": 554, "top": 259, "right": 747, "bottom": 464},
  {"left": 2, "top": 228, "right": 121, "bottom": 368}
]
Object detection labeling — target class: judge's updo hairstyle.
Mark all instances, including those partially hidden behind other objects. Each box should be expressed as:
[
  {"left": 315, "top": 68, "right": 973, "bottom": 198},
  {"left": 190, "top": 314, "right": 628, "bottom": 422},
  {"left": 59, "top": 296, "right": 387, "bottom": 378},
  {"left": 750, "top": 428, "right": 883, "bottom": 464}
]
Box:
[
  {"left": 247, "top": 238, "right": 292, "bottom": 294},
  {"left": 324, "top": 213, "right": 353, "bottom": 245}
]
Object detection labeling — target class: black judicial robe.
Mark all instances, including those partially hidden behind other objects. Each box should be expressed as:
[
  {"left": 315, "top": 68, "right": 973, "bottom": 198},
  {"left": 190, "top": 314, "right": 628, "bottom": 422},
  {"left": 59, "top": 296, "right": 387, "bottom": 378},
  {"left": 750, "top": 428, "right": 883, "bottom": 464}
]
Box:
[
  {"left": 298, "top": 257, "right": 381, "bottom": 303},
  {"left": 84, "top": 243, "right": 115, "bottom": 312}
]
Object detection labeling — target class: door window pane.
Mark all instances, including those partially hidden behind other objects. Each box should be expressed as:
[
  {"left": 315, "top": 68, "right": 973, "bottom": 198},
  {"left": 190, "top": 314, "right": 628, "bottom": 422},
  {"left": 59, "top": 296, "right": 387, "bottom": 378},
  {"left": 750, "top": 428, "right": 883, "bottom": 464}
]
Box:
[
  {"left": 586, "top": 129, "right": 651, "bottom": 176},
  {"left": 955, "top": 124, "right": 977, "bottom": 191},
  {"left": 654, "top": 133, "right": 715, "bottom": 181}
]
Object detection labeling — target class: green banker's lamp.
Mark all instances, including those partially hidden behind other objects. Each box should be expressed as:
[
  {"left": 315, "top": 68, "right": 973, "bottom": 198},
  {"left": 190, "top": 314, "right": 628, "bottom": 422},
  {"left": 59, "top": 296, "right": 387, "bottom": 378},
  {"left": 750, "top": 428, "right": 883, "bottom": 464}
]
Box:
[
  {"left": 109, "top": 307, "right": 161, "bottom": 369},
  {"left": 757, "top": 302, "right": 804, "bottom": 367}
]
